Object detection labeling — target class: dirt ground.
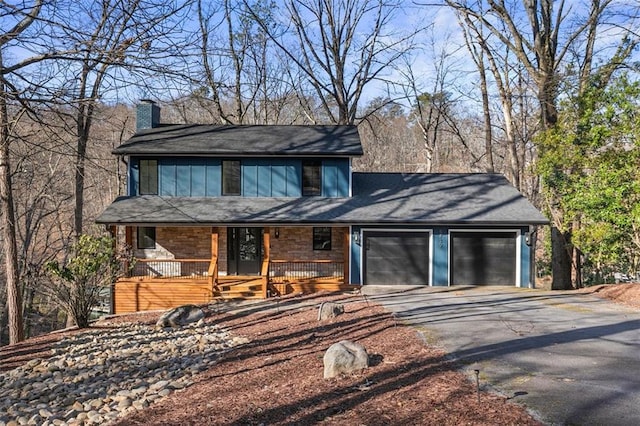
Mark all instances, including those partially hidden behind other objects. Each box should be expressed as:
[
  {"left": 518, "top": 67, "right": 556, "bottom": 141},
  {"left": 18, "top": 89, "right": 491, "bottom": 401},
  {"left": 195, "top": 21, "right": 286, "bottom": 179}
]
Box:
[
  {"left": 2, "top": 283, "right": 639, "bottom": 425},
  {"left": 578, "top": 282, "right": 640, "bottom": 309}
]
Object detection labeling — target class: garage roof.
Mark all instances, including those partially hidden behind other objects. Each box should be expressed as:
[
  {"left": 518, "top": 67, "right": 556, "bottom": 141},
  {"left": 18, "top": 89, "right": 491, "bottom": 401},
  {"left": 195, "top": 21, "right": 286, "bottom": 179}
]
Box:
[{"left": 96, "top": 173, "right": 548, "bottom": 226}]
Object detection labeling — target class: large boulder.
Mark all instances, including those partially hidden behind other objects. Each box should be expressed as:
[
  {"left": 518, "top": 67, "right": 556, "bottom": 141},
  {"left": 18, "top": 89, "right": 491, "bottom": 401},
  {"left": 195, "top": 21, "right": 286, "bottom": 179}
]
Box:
[
  {"left": 156, "top": 304, "right": 205, "bottom": 328},
  {"left": 323, "top": 340, "right": 369, "bottom": 379},
  {"left": 317, "top": 301, "right": 344, "bottom": 321}
]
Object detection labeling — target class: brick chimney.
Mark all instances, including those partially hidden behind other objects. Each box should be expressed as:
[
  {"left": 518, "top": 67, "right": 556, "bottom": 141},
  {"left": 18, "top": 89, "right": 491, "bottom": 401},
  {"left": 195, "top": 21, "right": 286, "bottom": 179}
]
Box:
[{"left": 136, "top": 99, "right": 161, "bottom": 132}]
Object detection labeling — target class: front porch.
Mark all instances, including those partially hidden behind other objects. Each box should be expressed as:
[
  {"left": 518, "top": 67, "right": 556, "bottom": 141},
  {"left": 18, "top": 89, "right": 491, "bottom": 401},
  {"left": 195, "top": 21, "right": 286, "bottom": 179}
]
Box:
[{"left": 111, "top": 226, "right": 353, "bottom": 313}]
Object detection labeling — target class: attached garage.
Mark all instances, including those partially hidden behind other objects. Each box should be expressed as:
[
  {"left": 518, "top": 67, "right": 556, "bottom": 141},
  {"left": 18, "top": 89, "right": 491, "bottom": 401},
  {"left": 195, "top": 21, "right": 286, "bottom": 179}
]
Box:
[
  {"left": 348, "top": 174, "right": 548, "bottom": 288},
  {"left": 450, "top": 231, "right": 517, "bottom": 285},
  {"left": 363, "top": 231, "right": 430, "bottom": 285}
]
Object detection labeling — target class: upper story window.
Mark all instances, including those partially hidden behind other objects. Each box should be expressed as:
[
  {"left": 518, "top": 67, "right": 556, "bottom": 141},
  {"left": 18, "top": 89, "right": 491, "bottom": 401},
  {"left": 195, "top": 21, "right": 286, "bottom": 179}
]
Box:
[
  {"left": 302, "top": 160, "right": 321, "bottom": 196},
  {"left": 139, "top": 159, "right": 158, "bottom": 195},
  {"left": 137, "top": 226, "right": 156, "bottom": 249},
  {"left": 222, "top": 160, "right": 241, "bottom": 195}
]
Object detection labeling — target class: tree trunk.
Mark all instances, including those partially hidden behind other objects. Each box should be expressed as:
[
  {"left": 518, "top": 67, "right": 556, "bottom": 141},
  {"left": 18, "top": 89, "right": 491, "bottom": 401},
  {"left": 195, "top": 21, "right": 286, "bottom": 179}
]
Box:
[
  {"left": 74, "top": 134, "right": 87, "bottom": 238},
  {"left": 478, "top": 61, "right": 494, "bottom": 172},
  {"left": 0, "top": 83, "right": 25, "bottom": 344},
  {"left": 0, "top": 301, "right": 8, "bottom": 345},
  {"left": 551, "top": 227, "right": 573, "bottom": 290}
]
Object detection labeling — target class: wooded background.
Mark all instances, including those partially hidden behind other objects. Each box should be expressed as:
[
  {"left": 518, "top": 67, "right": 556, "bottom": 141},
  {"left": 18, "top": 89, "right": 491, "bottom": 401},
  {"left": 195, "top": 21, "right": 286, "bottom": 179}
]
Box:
[{"left": 1, "top": 0, "right": 639, "bottom": 344}]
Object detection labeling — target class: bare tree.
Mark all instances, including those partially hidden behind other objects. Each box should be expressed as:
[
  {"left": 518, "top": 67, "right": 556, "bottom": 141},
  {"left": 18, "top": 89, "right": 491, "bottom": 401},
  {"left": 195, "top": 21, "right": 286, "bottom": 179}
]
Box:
[
  {"left": 400, "top": 38, "right": 454, "bottom": 173},
  {"left": 0, "top": 0, "right": 189, "bottom": 338},
  {"left": 0, "top": 64, "right": 25, "bottom": 344},
  {"left": 458, "top": 12, "right": 527, "bottom": 187},
  {"left": 445, "top": 0, "right": 639, "bottom": 289},
  {"left": 12, "top": 115, "right": 75, "bottom": 339},
  {"left": 247, "top": 0, "right": 419, "bottom": 125},
  {"left": 0, "top": 0, "right": 44, "bottom": 344},
  {"left": 458, "top": 14, "right": 495, "bottom": 173},
  {"left": 42, "top": 0, "right": 189, "bottom": 238},
  {"left": 195, "top": 0, "right": 281, "bottom": 124},
  {"left": 356, "top": 97, "right": 417, "bottom": 172}
]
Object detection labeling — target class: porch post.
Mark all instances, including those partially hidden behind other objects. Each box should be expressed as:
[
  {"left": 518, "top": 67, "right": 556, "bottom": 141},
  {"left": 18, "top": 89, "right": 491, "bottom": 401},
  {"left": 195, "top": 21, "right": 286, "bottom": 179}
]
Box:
[
  {"left": 124, "top": 226, "right": 133, "bottom": 274},
  {"left": 262, "top": 227, "right": 270, "bottom": 298},
  {"left": 210, "top": 227, "right": 219, "bottom": 288},
  {"left": 125, "top": 226, "right": 133, "bottom": 248},
  {"left": 109, "top": 225, "right": 117, "bottom": 315},
  {"left": 343, "top": 227, "right": 350, "bottom": 284}
]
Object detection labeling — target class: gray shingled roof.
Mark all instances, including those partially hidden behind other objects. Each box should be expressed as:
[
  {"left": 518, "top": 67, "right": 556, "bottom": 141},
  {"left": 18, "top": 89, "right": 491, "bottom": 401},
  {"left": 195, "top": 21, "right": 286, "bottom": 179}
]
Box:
[
  {"left": 96, "top": 173, "right": 548, "bottom": 226},
  {"left": 113, "top": 125, "right": 363, "bottom": 156}
]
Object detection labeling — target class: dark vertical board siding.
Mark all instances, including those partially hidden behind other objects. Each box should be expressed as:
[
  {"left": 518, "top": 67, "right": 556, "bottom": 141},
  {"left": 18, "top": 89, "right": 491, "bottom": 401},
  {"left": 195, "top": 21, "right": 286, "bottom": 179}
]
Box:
[
  {"left": 176, "top": 160, "right": 191, "bottom": 196},
  {"left": 286, "top": 161, "right": 302, "bottom": 197},
  {"left": 129, "top": 157, "right": 351, "bottom": 198},
  {"left": 337, "top": 159, "right": 349, "bottom": 197},
  {"left": 257, "top": 160, "right": 272, "bottom": 196},
  {"left": 350, "top": 226, "right": 361, "bottom": 285},
  {"left": 519, "top": 228, "right": 531, "bottom": 287},
  {"left": 243, "top": 161, "right": 258, "bottom": 197},
  {"left": 159, "top": 161, "right": 176, "bottom": 196},
  {"left": 432, "top": 227, "right": 449, "bottom": 286},
  {"left": 191, "top": 162, "right": 206, "bottom": 197},
  {"left": 322, "top": 162, "right": 338, "bottom": 197},
  {"left": 130, "top": 158, "right": 139, "bottom": 196},
  {"left": 205, "top": 159, "right": 221, "bottom": 197},
  {"left": 271, "top": 162, "right": 287, "bottom": 196}
]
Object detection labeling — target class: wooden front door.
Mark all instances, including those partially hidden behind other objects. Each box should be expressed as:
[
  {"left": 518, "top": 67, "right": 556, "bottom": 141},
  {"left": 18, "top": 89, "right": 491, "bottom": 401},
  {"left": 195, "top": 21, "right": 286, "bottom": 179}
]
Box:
[{"left": 228, "top": 227, "right": 262, "bottom": 275}]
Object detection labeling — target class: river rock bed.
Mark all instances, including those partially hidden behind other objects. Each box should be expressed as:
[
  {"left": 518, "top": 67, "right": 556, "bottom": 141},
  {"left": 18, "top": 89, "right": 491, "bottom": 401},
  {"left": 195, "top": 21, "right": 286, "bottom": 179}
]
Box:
[{"left": 0, "top": 321, "right": 248, "bottom": 426}]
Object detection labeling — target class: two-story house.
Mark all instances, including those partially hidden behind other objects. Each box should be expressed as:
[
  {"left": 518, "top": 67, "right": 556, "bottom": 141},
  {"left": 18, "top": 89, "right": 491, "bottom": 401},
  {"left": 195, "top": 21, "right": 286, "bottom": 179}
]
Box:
[{"left": 96, "top": 100, "right": 548, "bottom": 313}]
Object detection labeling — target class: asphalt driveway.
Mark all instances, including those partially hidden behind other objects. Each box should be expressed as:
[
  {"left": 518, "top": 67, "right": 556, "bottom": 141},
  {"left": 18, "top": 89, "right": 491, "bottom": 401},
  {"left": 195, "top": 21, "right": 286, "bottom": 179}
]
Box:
[{"left": 362, "top": 285, "right": 640, "bottom": 426}]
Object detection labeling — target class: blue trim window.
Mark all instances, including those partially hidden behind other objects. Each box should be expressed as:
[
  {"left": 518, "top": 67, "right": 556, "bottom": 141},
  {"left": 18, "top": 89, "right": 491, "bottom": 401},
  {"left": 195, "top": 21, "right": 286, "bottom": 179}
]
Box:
[
  {"left": 139, "top": 159, "right": 158, "bottom": 195},
  {"left": 302, "top": 160, "right": 321, "bottom": 196},
  {"left": 137, "top": 227, "right": 156, "bottom": 249},
  {"left": 222, "top": 160, "right": 241, "bottom": 195}
]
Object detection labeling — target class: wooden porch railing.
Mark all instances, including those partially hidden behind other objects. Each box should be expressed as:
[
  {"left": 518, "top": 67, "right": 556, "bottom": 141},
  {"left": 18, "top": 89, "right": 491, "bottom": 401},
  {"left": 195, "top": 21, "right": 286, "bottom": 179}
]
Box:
[
  {"left": 268, "top": 260, "right": 344, "bottom": 283},
  {"left": 208, "top": 255, "right": 219, "bottom": 289},
  {"left": 128, "top": 259, "right": 211, "bottom": 279},
  {"left": 126, "top": 258, "right": 344, "bottom": 297}
]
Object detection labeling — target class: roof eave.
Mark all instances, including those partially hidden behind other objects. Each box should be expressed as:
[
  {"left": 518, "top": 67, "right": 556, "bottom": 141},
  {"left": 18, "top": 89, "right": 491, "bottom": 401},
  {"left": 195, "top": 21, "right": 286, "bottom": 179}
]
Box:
[
  {"left": 111, "top": 150, "right": 363, "bottom": 157},
  {"left": 96, "top": 218, "right": 549, "bottom": 227}
]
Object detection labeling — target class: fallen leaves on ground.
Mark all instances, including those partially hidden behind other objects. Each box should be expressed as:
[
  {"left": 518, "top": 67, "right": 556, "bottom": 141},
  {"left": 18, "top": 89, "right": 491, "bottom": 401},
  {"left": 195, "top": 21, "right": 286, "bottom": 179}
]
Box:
[
  {"left": 580, "top": 282, "right": 640, "bottom": 309},
  {"left": 111, "top": 293, "right": 540, "bottom": 425},
  {"left": 4, "top": 283, "right": 640, "bottom": 425}
]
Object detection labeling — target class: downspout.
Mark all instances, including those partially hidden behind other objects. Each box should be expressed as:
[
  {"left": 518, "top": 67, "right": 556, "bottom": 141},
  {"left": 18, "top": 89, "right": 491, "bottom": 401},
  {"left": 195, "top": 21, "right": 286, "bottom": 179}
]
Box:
[
  {"left": 107, "top": 225, "right": 117, "bottom": 315},
  {"left": 262, "top": 228, "right": 271, "bottom": 298}
]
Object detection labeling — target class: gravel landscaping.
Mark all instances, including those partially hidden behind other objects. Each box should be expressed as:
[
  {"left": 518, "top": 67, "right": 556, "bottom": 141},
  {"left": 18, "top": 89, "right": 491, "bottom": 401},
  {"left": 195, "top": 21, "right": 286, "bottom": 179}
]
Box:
[{"left": 0, "top": 321, "right": 247, "bottom": 425}]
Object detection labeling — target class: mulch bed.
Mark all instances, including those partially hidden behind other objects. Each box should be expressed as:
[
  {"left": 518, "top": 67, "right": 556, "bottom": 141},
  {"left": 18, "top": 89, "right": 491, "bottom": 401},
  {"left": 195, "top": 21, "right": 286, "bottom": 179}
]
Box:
[
  {"left": 9, "top": 283, "right": 640, "bottom": 424},
  {"left": 109, "top": 293, "right": 540, "bottom": 425}
]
